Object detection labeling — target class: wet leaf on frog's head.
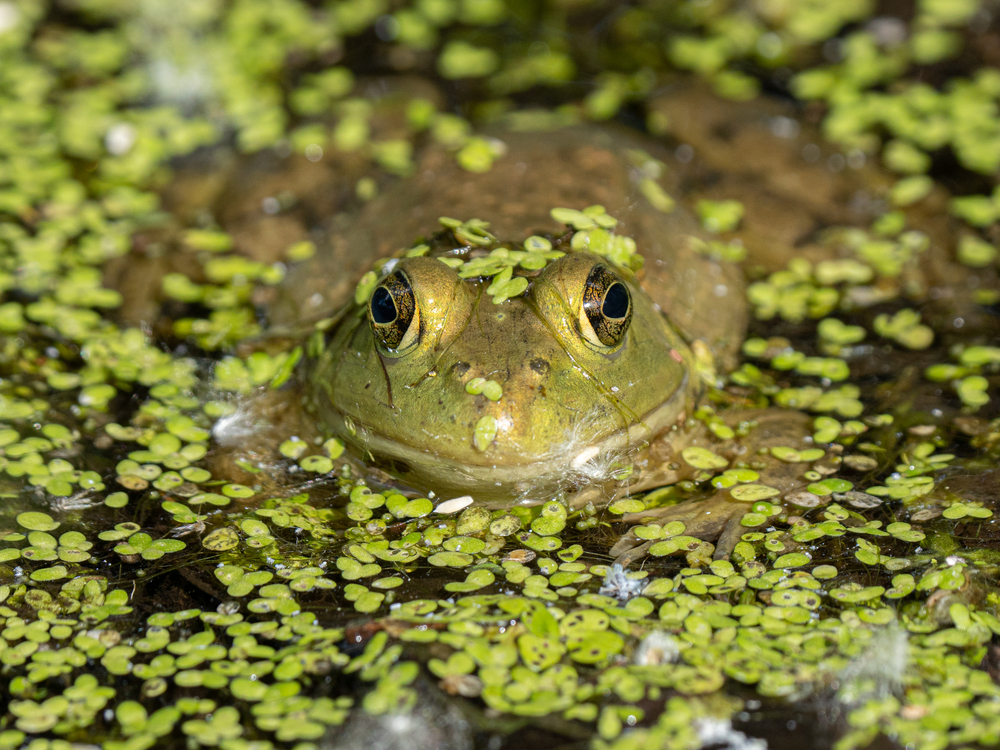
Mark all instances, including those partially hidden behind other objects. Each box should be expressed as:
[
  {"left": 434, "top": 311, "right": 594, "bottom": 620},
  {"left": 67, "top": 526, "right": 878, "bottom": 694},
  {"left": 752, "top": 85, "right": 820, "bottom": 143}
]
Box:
[{"left": 473, "top": 415, "right": 498, "bottom": 451}]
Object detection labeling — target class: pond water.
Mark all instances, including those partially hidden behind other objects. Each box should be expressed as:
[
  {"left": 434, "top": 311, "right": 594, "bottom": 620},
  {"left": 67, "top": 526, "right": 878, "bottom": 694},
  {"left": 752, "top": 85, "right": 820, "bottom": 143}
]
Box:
[{"left": 0, "top": 2, "right": 999, "bottom": 750}]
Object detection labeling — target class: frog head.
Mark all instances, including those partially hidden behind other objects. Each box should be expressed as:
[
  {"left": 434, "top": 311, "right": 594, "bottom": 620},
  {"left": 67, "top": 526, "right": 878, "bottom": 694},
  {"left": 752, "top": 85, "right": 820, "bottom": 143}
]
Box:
[{"left": 312, "top": 249, "right": 697, "bottom": 502}]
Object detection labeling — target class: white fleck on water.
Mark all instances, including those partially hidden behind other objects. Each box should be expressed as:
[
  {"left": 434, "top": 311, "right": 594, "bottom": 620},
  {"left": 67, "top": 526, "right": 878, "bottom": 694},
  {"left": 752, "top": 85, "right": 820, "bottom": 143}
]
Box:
[
  {"left": 0, "top": 2, "right": 18, "bottom": 34},
  {"left": 105, "top": 123, "right": 137, "bottom": 156},
  {"left": 434, "top": 495, "right": 474, "bottom": 514},
  {"left": 633, "top": 631, "right": 680, "bottom": 666},
  {"left": 598, "top": 563, "right": 646, "bottom": 601},
  {"left": 838, "top": 625, "right": 909, "bottom": 703},
  {"left": 694, "top": 718, "right": 768, "bottom": 750},
  {"left": 770, "top": 116, "right": 800, "bottom": 140}
]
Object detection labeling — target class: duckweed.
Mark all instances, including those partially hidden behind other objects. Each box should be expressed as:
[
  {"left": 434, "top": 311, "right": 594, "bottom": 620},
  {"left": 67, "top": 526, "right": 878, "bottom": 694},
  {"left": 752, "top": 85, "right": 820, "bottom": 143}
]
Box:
[
  {"left": 473, "top": 415, "right": 498, "bottom": 452},
  {"left": 696, "top": 200, "right": 744, "bottom": 233},
  {"left": 680, "top": 447, "right": 728, "bottom": 470},
  {"left": 0, "top": 1, "right": 999, "bottom": 748},
  {"left": 465, "top": 377, "right": 503, "bottom": 401}
]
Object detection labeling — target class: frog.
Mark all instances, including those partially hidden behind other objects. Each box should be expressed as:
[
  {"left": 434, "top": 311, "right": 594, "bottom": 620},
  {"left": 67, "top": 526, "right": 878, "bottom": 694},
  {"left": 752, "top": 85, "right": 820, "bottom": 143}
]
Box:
[
  {"left": 113, "top": 83, "right": 965, "bottom": 565},
  {"left": 300, "top": 194, "right": 830, "bottom": 565},
  {"left": 264, "top": 119, "right": 847, "bottom": 565}
]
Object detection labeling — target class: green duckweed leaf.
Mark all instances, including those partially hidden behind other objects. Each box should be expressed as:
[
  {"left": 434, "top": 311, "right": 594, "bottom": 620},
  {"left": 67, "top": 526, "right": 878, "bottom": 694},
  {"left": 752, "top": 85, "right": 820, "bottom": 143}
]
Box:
[
  {"left": 202, "top": 527, "right": 239, "bottom": 551},
  {"left": 17, "top": 512, "right": 59, "bottom": 532},
  {"left": 517, "top": 633, "right": 565, "bottom": 671},
  {"left": 730, "top": 484, "right": 780, "bottom": 501},
  {"left": 681, "top": 447, "right": 729, "bottom": 470},
  {"left": 427, "top": 551, "right": 474, "bottom": 568}
]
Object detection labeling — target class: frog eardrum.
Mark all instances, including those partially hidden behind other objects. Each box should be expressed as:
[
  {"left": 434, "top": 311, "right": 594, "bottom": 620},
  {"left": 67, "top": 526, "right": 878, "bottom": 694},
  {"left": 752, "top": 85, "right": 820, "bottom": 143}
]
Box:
[
  {"left": 368, "top": 269, "right": 418, "bottom": 351},
  {"left": 580, "top": 263, "right": 632, "bottom": 348}
]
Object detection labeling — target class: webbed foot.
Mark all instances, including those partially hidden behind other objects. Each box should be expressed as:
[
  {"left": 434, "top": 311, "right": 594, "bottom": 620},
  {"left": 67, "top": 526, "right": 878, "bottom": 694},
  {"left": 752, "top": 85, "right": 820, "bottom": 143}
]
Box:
[
  {"left": 607, "top": 408, "right": 833, "bottom": 568},
  {"left": 609, "top": 493, "right": 747, "bottom": 566}
]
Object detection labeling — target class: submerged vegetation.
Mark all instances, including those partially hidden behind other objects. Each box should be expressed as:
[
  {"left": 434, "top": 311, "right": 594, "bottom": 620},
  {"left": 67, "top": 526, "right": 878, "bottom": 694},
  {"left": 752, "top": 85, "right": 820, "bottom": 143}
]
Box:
[{"left": 0, "top": 0, "right": 999, "bottom": 748}]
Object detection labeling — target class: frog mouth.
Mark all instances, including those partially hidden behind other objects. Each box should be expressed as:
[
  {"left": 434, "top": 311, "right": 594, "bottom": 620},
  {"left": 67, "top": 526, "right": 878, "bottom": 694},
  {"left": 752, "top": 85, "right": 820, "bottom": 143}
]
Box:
[{"left": 331, "top": 371, "right": 695, "bottom": 504}]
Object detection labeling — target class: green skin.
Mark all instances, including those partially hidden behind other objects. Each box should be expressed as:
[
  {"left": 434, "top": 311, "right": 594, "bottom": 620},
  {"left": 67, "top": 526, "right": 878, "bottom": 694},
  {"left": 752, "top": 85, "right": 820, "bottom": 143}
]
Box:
[{"left": 312, "top": 251, "right": 698, "bottom": 502}]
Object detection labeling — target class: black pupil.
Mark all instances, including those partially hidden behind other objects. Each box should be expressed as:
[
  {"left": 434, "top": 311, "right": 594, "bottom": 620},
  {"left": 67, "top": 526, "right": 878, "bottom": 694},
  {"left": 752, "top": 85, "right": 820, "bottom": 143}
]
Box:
[
  {"left": 602, "top": 283, "right": 629, "bottom": 319},
  {"left": 370, "top": 286, "right": 397, "bottom": 324}
]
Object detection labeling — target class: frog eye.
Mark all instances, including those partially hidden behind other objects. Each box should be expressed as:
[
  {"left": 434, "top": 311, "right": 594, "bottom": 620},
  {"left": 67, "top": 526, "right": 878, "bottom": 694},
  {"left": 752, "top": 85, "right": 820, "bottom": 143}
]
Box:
[
  {"left": 368, "top": 270, "right": 420, "bottom": 351},
  {"left": 580, "top": 264, "right": 632, "bottom": 348}
]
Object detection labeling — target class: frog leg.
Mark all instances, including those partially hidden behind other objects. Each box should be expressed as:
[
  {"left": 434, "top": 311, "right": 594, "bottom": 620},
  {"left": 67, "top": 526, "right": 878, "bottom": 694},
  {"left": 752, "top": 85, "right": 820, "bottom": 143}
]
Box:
[
  {"left": 611, "top": 510, "right": 749, "bottom": 567},
  {"left": 609, "top": 492, "right": 747, "bottom": 565},
  {"left": 207, "top": 382, "right": 319, "bottom": 490},
  {"left": 609, "top": 408, "right": 837, "bottom": 567}
]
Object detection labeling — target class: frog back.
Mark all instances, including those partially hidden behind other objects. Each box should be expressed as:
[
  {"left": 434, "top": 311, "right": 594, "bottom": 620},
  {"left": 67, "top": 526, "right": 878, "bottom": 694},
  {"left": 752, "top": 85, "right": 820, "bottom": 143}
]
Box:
[{"left": 275, "top": 126, "right": 747, "bottom": 369}]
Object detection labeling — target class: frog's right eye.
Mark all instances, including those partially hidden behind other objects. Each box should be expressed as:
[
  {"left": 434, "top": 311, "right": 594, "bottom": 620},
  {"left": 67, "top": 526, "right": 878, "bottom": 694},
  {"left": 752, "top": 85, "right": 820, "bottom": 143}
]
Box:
[
  {"left": 368, "top": 270, "right": 420, "bottom": 351},
  {"left": 579, "top": 264, "right": 632, "bottom": 349}
]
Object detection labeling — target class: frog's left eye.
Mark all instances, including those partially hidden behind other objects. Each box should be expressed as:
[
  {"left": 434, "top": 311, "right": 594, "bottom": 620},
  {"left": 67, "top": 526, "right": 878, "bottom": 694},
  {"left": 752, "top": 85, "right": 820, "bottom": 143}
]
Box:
[
  {"left": 580, "top": 264, "right": 632, "bottom": 348},
  {"left": 368, "top": 270, "right": 420, "bottom": 351}
]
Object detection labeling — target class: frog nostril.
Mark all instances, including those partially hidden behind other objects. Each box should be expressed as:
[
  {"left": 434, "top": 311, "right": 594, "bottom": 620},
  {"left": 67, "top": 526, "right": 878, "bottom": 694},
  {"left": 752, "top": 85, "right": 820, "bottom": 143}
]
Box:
[{"left": 530, "top": 358, "right": 550, "bottom": 375}]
